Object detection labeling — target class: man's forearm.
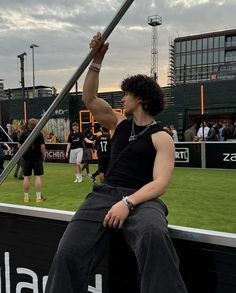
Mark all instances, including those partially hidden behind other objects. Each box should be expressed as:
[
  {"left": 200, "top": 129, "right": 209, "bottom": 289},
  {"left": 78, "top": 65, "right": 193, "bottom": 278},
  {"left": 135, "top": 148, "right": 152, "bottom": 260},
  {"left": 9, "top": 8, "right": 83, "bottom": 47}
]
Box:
[{"left": 82, "top": 67, "right": 100, "bottom": 106}]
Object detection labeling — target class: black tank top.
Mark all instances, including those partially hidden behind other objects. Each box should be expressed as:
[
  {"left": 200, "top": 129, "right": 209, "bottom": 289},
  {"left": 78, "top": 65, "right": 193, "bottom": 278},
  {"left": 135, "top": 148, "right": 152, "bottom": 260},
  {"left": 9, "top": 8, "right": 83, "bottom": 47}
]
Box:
[{"left": 104, "top": 119, "right": 161, "bottom": 189}]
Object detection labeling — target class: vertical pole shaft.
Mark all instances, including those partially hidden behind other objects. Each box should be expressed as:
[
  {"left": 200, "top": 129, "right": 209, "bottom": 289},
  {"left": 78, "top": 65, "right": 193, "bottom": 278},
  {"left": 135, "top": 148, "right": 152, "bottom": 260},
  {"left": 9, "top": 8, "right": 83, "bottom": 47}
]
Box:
[
  {"left": 200, "top": 85, "right": 205, "bottom": 141},
  {"left": 32, "top": 47, "right": 35, "bottom": 98}
]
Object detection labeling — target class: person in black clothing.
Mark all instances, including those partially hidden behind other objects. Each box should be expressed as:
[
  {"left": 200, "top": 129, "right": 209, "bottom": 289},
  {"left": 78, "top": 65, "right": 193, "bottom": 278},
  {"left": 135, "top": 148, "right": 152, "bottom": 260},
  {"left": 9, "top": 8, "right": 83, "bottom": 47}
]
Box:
[
  {"left": 45, "top": 32, "right": 187, "bottom": 293},
  {"left": 66, "top": 121, "right": 85, "bottom": 183},
  {"left": 206, "top": 122, "right": 219, "bottom": 141},
  {"left": 0, "top": 142, "right": 11, "bottom": 174},
  {"left": 12, "top": 127, "right": 24, "bottom": 179},
  {"left": 92, "top": 126, "right": 111, "bottom": 182},
  {"left": 81, "top": 123, "right": 95, "bottom": 179},
  {"left": 222, "top": 119, "right": 235, "bottom": 141},
  {"left": 19, "top": 118, "right": 45, "bottom": 203}
]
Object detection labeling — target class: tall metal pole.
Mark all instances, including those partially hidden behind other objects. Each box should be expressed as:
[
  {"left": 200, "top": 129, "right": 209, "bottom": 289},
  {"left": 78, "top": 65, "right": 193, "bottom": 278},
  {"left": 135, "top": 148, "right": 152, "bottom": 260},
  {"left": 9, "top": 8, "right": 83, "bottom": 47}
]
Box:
[
  {"left": 0, "top": 0, "right": 134, "bottom": 184},
  {"left": 30, "top": 44, "right": 39, "bottom": 98},
  {"left": 17, "top": 52, "right": 27, "bottom": 125}
]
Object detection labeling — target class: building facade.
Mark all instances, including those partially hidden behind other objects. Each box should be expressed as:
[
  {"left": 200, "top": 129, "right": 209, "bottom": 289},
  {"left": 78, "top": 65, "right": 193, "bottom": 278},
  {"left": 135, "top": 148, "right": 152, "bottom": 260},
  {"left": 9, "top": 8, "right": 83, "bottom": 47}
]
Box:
[{"left": 169, "top": 29, "right": 236, "bottom": 85}]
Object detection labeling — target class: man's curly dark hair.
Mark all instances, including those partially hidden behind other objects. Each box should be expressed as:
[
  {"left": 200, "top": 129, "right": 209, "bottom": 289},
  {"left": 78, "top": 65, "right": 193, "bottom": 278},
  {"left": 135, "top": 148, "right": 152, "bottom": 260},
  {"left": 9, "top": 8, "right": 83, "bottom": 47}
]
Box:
[{"left": 120, "top": 74, "right": 165, "bottom": 116}]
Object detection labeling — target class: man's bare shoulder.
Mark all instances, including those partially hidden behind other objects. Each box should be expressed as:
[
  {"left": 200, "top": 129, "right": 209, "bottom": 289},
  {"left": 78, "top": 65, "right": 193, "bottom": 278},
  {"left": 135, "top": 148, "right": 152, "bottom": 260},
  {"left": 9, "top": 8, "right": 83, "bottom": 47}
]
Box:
[{"left": 152, "top": 130, "right": 174, "bottom": 150}]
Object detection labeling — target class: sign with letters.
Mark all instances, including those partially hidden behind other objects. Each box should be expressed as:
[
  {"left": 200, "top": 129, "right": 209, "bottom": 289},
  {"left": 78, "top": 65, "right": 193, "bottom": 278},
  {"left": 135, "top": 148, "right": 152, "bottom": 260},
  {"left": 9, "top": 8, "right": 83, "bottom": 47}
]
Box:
[
  {"left": 205, "top": 143, "right": 236, "bottom": 169},
  {"left": 0, "top": 212, "right": 108, "bottom": 293},
  {"left": 174, "top": 143, "right": 201, "bottom": 168}
]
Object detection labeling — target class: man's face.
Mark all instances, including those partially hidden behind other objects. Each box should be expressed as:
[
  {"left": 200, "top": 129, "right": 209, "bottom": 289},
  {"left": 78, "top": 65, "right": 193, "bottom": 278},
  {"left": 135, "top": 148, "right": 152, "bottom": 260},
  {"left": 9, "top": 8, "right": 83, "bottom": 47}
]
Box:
[
  {"left": 72, "top": 125, "right": 79, "bottom": 132},
  {"left": 121, "top": 92, "right": 141, "bottom": 115}
]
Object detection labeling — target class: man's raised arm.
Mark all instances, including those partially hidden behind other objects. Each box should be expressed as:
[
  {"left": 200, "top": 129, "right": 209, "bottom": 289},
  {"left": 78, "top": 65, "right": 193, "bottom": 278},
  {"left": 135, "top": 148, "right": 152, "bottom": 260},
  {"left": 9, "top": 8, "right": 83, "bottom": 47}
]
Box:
[{"left": 82, "top": 32, "right": 124, "bottom": 131}]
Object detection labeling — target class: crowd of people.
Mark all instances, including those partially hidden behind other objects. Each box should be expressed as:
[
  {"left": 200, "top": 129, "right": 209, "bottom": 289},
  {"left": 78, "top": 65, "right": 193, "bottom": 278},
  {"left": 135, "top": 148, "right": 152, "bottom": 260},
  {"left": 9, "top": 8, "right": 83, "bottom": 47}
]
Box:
[{"left": 163, "top": 119, "right": 236, "bottom": 142}]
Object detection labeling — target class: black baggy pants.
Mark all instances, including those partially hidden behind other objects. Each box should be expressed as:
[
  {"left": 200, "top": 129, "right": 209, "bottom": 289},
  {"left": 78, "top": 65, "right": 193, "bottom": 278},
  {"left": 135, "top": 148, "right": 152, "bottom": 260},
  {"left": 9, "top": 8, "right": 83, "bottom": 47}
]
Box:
[{"left": 45, "top": 184, "right": 188, "bottom": 293}]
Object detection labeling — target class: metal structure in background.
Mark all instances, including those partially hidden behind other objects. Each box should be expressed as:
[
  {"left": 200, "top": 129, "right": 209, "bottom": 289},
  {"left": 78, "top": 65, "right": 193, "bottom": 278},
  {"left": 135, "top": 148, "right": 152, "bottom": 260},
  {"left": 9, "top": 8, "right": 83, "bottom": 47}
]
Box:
[
  {"left": 148, "top": 15, "right": 162, "bottom": 81},
  {"left": 30, "top": 44, "right": 39, "bottom": 98},
  {"left": 17, "top": 52, "right": 27, "bottom": 124},
  {"left": 0, "top": 0, "right": 134, "bottom": 185}
]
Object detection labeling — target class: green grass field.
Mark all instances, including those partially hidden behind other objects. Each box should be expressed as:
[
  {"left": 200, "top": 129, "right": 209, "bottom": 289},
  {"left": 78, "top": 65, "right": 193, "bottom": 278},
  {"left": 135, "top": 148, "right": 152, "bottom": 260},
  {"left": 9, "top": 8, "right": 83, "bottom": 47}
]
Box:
[{"left": 1, "top": 162, "right": 236, "bottom": 233}]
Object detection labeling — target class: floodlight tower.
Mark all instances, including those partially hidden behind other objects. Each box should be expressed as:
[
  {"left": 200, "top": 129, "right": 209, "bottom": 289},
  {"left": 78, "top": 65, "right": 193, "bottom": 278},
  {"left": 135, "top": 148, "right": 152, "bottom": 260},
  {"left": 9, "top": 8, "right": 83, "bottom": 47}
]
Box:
[{"left": 147, "top": 15, "right": 162, "bottom": 81}]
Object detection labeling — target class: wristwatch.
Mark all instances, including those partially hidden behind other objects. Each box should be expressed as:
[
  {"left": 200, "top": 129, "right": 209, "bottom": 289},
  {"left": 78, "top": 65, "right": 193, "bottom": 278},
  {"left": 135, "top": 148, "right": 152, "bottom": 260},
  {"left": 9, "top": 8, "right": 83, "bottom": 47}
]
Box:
[{"left": 122, "top": 196, "right": 134, "bottom": 213}]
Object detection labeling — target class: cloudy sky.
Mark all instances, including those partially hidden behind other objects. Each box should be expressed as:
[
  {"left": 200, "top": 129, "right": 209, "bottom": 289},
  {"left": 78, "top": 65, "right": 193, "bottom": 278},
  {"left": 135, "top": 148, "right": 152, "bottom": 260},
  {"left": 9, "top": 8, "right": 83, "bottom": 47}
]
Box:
[{"left": 0, "top": 0, "right": 235, "bottom": 93}]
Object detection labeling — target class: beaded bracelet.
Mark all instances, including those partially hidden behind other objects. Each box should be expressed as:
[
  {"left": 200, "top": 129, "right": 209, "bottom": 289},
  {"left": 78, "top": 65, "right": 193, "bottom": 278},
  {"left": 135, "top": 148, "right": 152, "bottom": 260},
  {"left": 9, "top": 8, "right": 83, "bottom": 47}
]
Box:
[{"left": 89, "top": 62, "right": 101, "bottom": 72}]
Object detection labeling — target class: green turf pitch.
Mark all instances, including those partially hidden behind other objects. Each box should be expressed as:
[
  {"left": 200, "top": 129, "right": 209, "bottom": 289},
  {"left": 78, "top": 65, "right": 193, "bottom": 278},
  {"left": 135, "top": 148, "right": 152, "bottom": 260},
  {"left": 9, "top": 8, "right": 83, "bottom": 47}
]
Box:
[{"left": 1, "top": 163, "right": 235, "bottom": 233}]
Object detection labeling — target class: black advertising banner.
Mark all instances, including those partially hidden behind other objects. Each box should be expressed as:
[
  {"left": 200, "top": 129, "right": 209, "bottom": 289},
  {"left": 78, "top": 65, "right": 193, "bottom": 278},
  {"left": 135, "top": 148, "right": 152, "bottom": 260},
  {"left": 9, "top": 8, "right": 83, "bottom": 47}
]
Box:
[
  {"left": 174, "top": 143, "right": 202, "bottom": 168},
  {"left": 206, "top": 142, "right": 236, "bottom": 169},
  {"left": 1, "top": 143, "right": 69, "bottom": 163},
  {"left": 2, "top": 142, "right": 236, "bottom": 169},
  {"left": 0, "top": 212, "right": 110, "bottom": 293},
  {"left": 44, "top": 143, "right": 68, "bottom": 163},
  {"left": 1, "top": 207, "right": 236, "bottom": 293},
  {"left": 0, "top": 142, "right": 18, "bottom": 160},
  {"left": 1, "top": 143, "right": 98, "bottom": 164}
]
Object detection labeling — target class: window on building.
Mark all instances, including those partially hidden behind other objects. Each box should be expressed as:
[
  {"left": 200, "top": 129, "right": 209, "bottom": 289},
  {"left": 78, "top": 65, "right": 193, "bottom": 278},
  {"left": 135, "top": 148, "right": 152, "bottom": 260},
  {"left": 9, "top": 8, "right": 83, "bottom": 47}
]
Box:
[
  {"left": 208, "top": 51, "right": 213, "bottom": 64},
  {"left": 186, "top": 40, "right": 191, "bottom": 52},
  {"left": 219, "top": 50, "right": 225, "bottom": 62},
  {"left": 197, "top": 52, "right": 202, "bottom": 65},
  {"left": 176, "top": 55, "right": 181, "bottom": 67},
  {"left": 219, "top": 36, "right": 224, "bottom": 47},
  {"left": 214, "top": 50, "right": 219, "bottom": 63},
  {"left": 181, "top": 55, "right": 186, "bottom": 67},
  {"left": 203, "top": 52, "right": 207, "bottom": 64},
  {"left": 203, "top": 38, "right": 208, "bottom": 50},
  {"left": 191, "top": 53, "right": 196, "bottom": 65},
  {"left": 226, "top": 36, "right": 232, "bottom": 47},
  {"left": 233, "top": 50, "right": 236, "bottom": 61},
  {"left": 186, "top": 54, "right": 191, "bottom": 66},
  {"left": 232, "top": 36, "right": 236, "bottom": 47},
  {"left": 192, "top": 39, "right": 197, "bottom": 51},
  {"left": 208, "top": 37, "right": 214, "bottom": 49},
  {"left": 197, "top": 39, "right": 202, "bottom": 50},
  {"left": 226, "top": 50, "right": 236, "bottom": 62},
  {"left": 181, "top": 41, "right": 186, "bottom": 53},
  {"left": 214, "top": 36, "right": 219, "bottom": 48},
  {"left": 175, "top": 42, "right": 181, "bottom": 53}
]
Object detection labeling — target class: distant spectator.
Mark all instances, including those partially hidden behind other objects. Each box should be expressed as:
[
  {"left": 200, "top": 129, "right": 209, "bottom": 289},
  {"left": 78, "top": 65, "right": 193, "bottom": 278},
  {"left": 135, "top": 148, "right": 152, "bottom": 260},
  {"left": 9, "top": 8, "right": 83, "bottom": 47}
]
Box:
[
  {"left": 184, "top": 125, "right": 196, "bottom": 141},
  {"left": 196, "top": 122, "right": 210, "bottom": 141},
  {"left": 12, "top": 128, "right": 24, "bottom": 180},
  {"left": 47, "top": 132, "right": 57, "bottom": 143},
  {"left": 10, "top": 127, "right": 19, "bottom": 142},
  {"left": 206, "top": 122, "right": 219, "bottom": 141},
  {"left": 233, "top": 121, "right": 236, "bottom": 139},
  {"left": 170, "top": 124, "right": 178, "bottom": 142},
  {"left": 219, "top": 121, "right": 226, "bottom": 141},
  {"left": 222, "top": 120, "right": 235, "bottom": 141},
  {"left": 82, "top": 123, "right": 95, "bottom": 179},
  {"left": 163, "top": 125, "right": 173, "bottom": 137}
]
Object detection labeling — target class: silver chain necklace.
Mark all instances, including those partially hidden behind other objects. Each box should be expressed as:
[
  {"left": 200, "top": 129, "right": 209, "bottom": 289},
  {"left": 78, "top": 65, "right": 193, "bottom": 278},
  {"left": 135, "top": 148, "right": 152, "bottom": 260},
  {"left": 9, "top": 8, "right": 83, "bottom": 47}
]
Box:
[{"left": 128, "top": 120, "right": 155, "bottom": 142}]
